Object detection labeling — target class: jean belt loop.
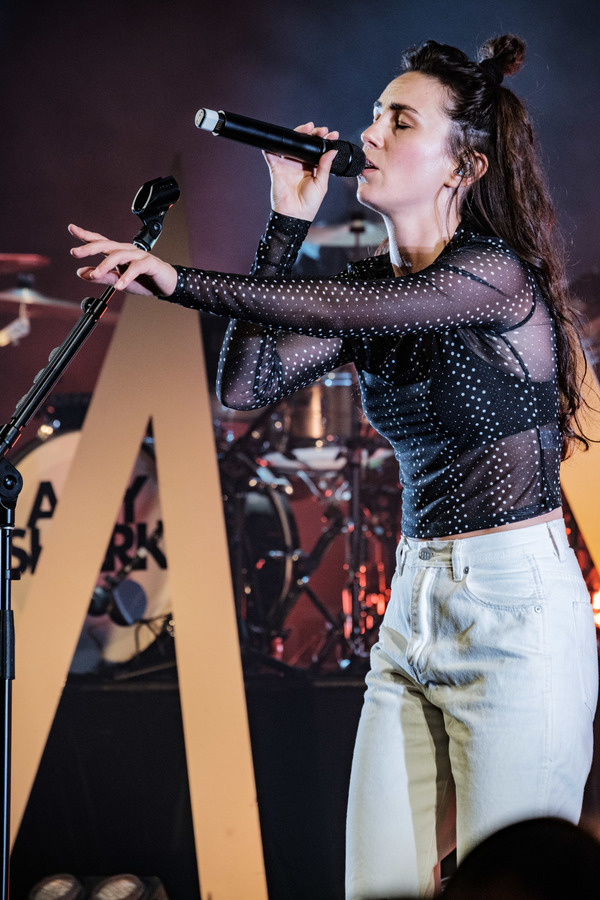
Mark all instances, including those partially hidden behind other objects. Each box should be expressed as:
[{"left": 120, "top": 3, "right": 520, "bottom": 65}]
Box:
[
  {"left": 547, "top": 520, "right": 567, "bottom": 561},
  {"left": 451, "top": 540, "right": 463, "bottom": 582},
  {"left": 398, "top": 535, "right": 408, "bottom": 576}
]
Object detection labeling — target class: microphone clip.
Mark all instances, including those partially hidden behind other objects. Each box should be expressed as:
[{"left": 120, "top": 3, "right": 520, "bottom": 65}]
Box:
[{"left": 131, "top": 176, "right": 181, "bottom": 251}]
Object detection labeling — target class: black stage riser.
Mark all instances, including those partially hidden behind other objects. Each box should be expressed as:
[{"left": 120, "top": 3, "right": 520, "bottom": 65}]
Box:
[
  {"left": 10, "top": 674, "right": 365, "bottom": 900},
  {"left": 10, "top": 666, "right": 600, "bottom": 900}
]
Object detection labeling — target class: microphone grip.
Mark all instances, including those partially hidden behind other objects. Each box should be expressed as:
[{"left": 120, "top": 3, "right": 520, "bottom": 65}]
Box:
[
  {"left": 195, "top": 108, "right": 366, "bottom": 177},
  {"left": 204, "top": 109, "right": 326, "bottom": 163}
]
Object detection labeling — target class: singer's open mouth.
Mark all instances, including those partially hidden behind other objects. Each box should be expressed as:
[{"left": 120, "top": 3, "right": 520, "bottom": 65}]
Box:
[{"left": 362, "top": 160, "right": 377, "bottom": 170}]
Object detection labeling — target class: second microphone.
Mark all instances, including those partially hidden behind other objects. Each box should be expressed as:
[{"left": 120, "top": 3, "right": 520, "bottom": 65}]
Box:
[{"left": 195, "top": 108, "right": 366, "bottom": 178}]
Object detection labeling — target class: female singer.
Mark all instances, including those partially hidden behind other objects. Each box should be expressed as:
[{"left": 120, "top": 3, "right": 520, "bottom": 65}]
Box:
[{"left": 70, "top": 34, "right": 598, "bottom": 899}]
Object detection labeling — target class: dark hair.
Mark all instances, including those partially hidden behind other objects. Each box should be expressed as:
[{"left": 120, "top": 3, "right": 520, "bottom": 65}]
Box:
[{"left": 401, "top": 35, "right": 588, "bottom": 457}]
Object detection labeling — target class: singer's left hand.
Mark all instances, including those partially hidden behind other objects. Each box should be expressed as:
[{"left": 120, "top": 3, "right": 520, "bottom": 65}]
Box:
[
  {"left": 265, "top": 124, "right": 339, "bottom": 221},
  {"left": 69, "top": 224, "right": 178, "bottom": 297}
]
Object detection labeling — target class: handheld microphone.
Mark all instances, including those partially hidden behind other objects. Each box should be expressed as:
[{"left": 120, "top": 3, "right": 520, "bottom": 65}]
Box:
[{"left": 195, "top": 108, "right": 366, "bottom": 177}]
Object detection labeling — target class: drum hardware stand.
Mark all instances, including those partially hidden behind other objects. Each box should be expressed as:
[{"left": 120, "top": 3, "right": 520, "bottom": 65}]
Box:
[
  {"left": 221, "top": 429, "right": 356, "bottom": 673},
  {"left": 259, "top": 481, "right": 387, "bottom": 673},
  {"left": 265, "top": 503, "right": 352, "bottom": 658},
  {"left": 261, "top": 449, "right": 395, "bottom": 673},
  {"left": 216, "top": 388, "right": 400, "bottom": 673},
  {"left": 0, "top": 175, "right": 179, "bottom": 900},
  {"left": 335, "top": 373, "right": 384, "bottom": 664},
  {"left": 346, "top": 437, "right": 365, "bottom": 649}
]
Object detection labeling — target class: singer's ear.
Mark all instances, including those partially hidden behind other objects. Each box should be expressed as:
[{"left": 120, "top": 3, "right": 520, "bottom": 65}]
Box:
[{"left": 448, "top": 151, "right": 488, "bottom": 188}]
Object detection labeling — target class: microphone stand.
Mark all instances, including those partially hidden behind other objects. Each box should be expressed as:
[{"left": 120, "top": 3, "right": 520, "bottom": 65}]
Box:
[{"left": 0, "top": 175, "right": 180, "bottom": 900}]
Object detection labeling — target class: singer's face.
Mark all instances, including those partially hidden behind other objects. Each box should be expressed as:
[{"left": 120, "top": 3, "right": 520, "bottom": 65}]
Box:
[{"left": 357, "top": 72, "right": 459, "bottom": 221}]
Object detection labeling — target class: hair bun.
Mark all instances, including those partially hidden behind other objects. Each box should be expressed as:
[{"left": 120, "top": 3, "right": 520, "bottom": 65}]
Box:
[{"left": 478, "top": 34, "right": 526, "bottom": 80}]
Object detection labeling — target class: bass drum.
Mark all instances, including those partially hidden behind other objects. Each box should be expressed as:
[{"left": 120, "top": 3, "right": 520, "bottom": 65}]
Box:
[
  {"left": 219, "top": 449, "right": 299, "bottom": 654},
  {"left": 10, "top": 424, "right": 299, "bottom": 672},
  {"left": 10, "top": 428, "right": 169, "bottom": 674}
]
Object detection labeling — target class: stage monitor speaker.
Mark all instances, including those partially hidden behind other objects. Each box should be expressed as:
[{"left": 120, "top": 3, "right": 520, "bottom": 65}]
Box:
[
  {"left": 28, "top": 874, "right": 84, "bottom": 900},
  {"left": 28, "top": 874, "right": 169, "bottom": 900}
]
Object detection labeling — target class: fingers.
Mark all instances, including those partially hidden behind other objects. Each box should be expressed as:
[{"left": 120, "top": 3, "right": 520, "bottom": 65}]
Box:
[
  {"left": 70, "top": 237, "right": 135, "bottom": 261},
  {"left": 91, "top": 247, "right": 142, "bottom": 271},
  {"left": 75, "top": 250, "right": 154, "bottom": 294},
  {"left": 299, "top": 125, "right": 340, "bottom": 177},
  {"left": 112, "top": 257, "right": 150, "bottom": 291},
  {"left": 69, "top": 225, "right": 147, "bottom": 285},
  {"left": 316, "top": 128, "right": 339, "bottom": 142},
  {"left": 68, "top": 223, "right": 109, "bottom": 242},
  {"left": 69, "top": 226, "right": 143, "bottom": 283},
  {"left": 69, "top": 224, "right": 143, "bottom": 269},
  {"left": 76, "top": 265, "right": 119, "bottom": 286},
  {"left": 87, "top": 247, "right": 151, "bottom": 291},
  {"left": 293, "top": 122, "right": 339, "bottom": 141},
  {"left": 314, "top": 148, "right": 339, "bottom": 185},
  {"left": 263, "top": 123, "right": 340, "bottom": 176},
  {"left": 69, "top": 222, "right": 177, "bottom": 296}
]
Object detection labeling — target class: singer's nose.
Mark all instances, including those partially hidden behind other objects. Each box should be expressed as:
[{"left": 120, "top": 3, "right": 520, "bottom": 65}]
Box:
[{"left": 361, "top": 120, "right": 383, "bottom": 148}]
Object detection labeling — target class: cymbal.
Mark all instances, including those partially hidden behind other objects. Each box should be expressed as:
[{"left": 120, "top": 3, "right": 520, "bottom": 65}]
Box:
[
  {"left": 0, "top": 253, "right": 50, "bottom": 274},
  {"left": 0, "top": 287, "right": 121, "bottom": 326},
  {"left": 0, "top": 287, "right": 80, "bottom": 309},
  {"left": 306, "top": 218, "right": 387, "bottom": 248}
]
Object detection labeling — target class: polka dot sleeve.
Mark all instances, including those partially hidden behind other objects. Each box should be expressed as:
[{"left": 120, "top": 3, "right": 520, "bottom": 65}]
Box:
[
  {"left": 216, "top": 212, "right": 352, "bottom": 410},
  {"left": 165, "top": 220, "right": 535, "bottom": 339}
]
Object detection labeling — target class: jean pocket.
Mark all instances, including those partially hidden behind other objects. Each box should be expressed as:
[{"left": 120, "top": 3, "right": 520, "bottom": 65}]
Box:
[
  {"left": 463, "top": 554, "right": 543, "bottom": 609},
  {"left": 538, "top": 559, "right": 598, "bottom": 717}
]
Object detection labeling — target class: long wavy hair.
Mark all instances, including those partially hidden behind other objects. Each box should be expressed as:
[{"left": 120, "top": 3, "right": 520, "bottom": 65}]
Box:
[{"left": 400, "top": 35, "right": 588, "bottom": 457}]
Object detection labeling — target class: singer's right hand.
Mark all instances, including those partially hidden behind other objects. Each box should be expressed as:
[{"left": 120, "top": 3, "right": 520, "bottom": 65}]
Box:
[{"left": 264, "top": 123, "right": 339, "bottom": 221}]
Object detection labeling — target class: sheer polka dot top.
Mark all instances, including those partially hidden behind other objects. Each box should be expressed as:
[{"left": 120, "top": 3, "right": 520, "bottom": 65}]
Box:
[{"left": 164, "top": 211, "right": 561, "bottom": 538}]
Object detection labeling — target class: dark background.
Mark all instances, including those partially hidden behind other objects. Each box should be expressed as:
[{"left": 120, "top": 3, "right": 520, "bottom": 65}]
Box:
[
  {"left": 3, "top": 2, "right": 600, "bottom": 896},
  {"left": 1, "top": 0, "right": 599, "bottom": 423}
]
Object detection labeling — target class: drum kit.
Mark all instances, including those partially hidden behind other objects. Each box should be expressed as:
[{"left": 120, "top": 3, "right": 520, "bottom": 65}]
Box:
[
  {"left": 215, "top": 366, "right": 402, "bottom": 673},
  {"left": 2, "top": 222, "right": 403, "bottom": 676}
]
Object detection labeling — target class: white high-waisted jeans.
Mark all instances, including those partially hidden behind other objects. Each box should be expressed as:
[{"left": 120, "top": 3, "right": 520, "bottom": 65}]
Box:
[{"left": 345, "top": 519, "right": 598, "bottom": 899}]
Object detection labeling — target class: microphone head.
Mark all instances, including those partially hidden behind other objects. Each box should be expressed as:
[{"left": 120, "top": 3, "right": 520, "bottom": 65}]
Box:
[
  {"left": 195, "top": 108, "right": 221, "bottom": 132},
  {"left": 328, "top": 140, "right": 366, "bottom": 177}
]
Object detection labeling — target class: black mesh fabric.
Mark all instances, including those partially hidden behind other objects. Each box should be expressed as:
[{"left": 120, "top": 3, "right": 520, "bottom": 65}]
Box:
[{"left": 164, "top": 212, "right": 561, "bottom": 538}]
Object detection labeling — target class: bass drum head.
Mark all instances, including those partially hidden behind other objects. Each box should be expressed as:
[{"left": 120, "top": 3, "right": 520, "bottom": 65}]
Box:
[
  {"left": 219, "top": 451, "right": 299, "bottom": 654},
  {"left": 11, "top": 429, "right": 169, "bottom": 674}
]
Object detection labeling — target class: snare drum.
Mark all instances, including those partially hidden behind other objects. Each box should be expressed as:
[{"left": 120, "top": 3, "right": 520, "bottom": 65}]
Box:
[
  {"left": 273, "top": 369, "right": 355, "bottom": 449},
  {"left": 260, "top": 369, "right": 358, "bottom": 473}
]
